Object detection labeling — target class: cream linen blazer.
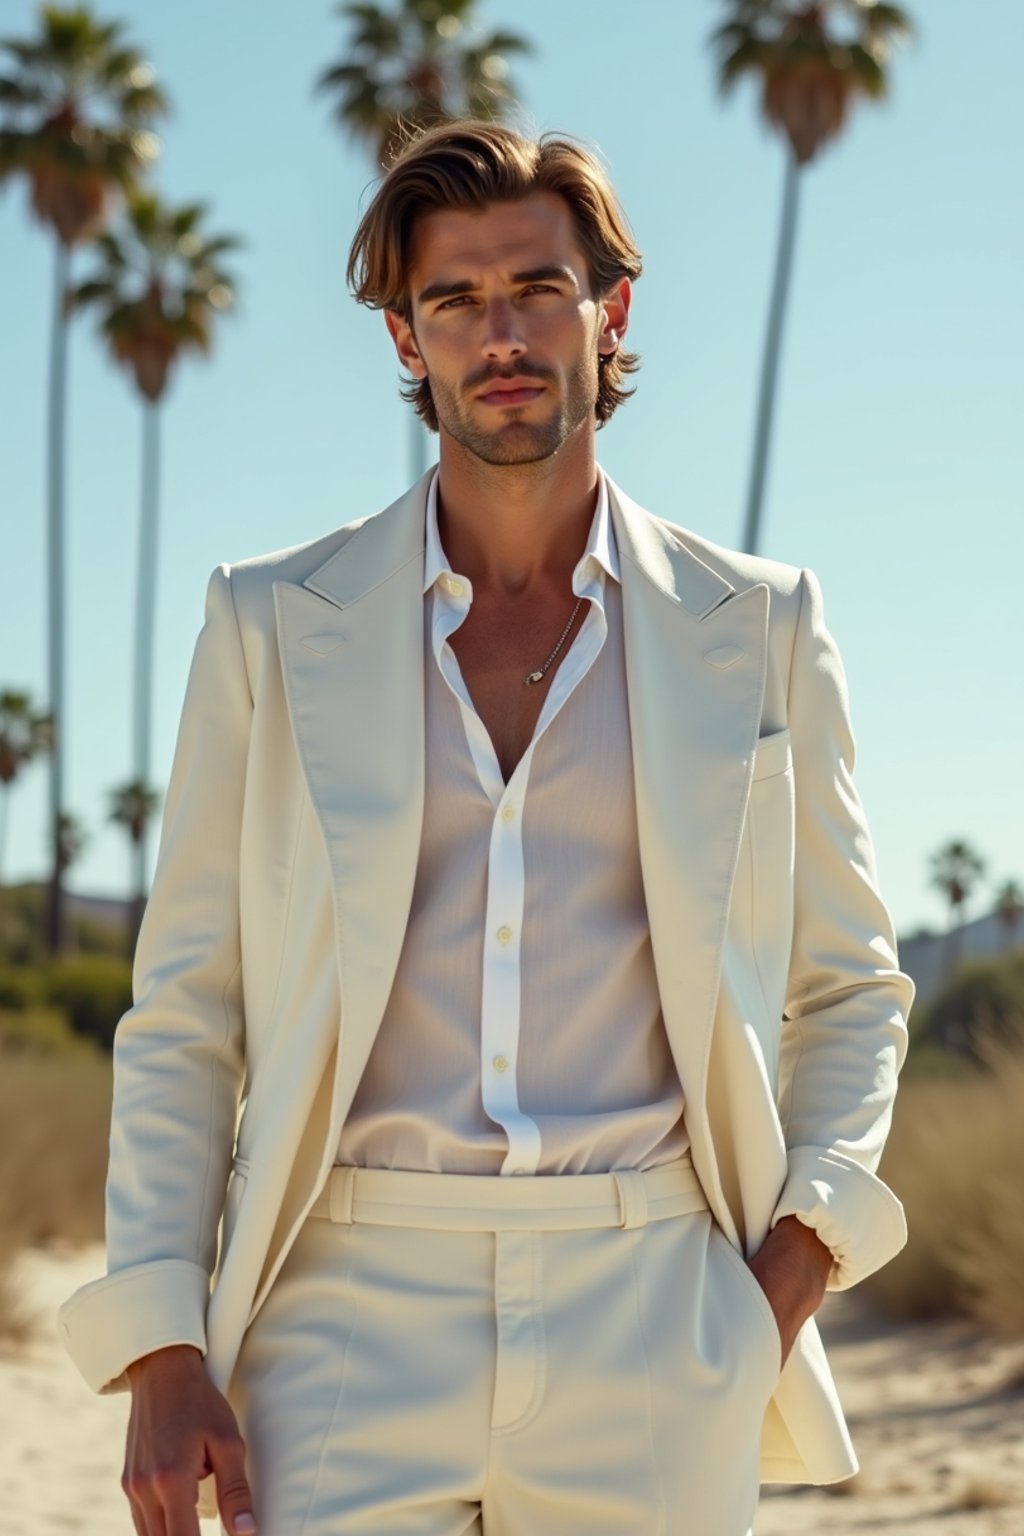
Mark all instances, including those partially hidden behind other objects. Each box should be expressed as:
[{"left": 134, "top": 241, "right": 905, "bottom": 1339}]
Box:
[{"left": 57, "top": 470, "right": 913, "bottom": 1507}]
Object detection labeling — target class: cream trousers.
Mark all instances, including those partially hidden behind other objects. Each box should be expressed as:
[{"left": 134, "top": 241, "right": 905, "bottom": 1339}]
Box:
[{"left": 226, "top": 1158, "right": 781, "bottom": 1536}]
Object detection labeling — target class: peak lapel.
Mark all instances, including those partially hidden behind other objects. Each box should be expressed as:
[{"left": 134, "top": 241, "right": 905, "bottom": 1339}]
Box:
[
  {"left": 609, "top": 480, "right": 769, "bottom": 1229},
  {"left": 274, "top": 478, "right": 428, "bottom": 1130}
]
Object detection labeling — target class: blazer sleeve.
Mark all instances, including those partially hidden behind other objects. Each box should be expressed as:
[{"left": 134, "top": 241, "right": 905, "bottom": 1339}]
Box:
[
  {"left": 770, "top": 566, "right": 915, "bottom": 1289},
  {"left": 56, "top": 564, "right": 251, "bottom": 1392}
]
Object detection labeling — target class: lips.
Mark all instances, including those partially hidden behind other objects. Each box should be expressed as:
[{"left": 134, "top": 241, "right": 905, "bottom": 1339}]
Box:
[{"left": 477, "top": 383, "right": 545, "bottom": 406}]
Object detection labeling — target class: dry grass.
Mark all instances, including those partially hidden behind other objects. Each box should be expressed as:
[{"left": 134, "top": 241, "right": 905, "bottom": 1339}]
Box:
[
  {"left": 0, "top": 1222, "right": 32, "bottom": 1345},
  {"left": 0, "top": 1038, "right": 112, "bottom": 1337},
  {"left": 865, "top": 1042, "right": 1024, "bottom": 1336}
]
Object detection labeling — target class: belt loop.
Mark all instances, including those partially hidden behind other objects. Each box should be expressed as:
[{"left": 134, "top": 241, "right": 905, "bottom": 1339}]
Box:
[
  {"left": 612, "top": 1169, "right": 648, "bottom": 1230},
  {"left": 329, "top": 1166, "right": 356, "bottom": 1225}
]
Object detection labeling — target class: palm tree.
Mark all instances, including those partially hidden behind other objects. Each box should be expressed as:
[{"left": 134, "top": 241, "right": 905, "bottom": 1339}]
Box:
[
  {"left": 56, "top": 809, "right": 87, "bottom": 872},
  {"left": 0, "top": 4, "right": 167, "bottom": 955},
  {"left": 109, "top": 777, "right": 161, "bottom": 946},
  {"left": 995, "top": 879, "right": 1023, "bottom": 943},
  {"left": 708, "top": 0, "right": 915, "bottom": 555},
  {"left": 929, "top": 837, "right": 986, "bottom": 980},
  {"left": 0, "top": 690, "right": 54, "bottom": 885},
  {"left": 68, "top": 188, "right": 242, "bottom": 909},
  {"left": 315, "top": 0, "right": 532, "bottom": 479}
]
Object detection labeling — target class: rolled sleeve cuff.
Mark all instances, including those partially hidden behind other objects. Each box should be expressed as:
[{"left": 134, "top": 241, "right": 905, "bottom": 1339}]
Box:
[
  {"left": 56, "top": 1258, "right": 210, "bottom": 1394},
  {"left": 770, "top": 1145, "right": 907, "bottom": 1291}
]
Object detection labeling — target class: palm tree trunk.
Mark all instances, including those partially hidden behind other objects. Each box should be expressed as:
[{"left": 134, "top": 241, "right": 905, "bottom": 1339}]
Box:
[
  {"left": 131, "top": 400, "right": 161, "bottom": 942},
  {"left": 0, "top": 786, "right": 9, "bottom": 887},
  {"left": 741, "top": 150, "right": 801, "bottom": 556},
  {"left": 46, "top": 239, "right": 71, "bottom": 955}
]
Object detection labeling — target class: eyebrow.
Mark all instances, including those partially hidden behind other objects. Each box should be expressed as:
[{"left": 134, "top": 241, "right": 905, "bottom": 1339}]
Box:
[{"left": 417, "top": 264, "right": 580, "bottom": 305}]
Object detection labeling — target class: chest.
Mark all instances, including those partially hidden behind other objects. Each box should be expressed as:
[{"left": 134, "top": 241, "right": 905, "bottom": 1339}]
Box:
[{"left": 445, "top": 598, "right": 590, "bottom": 783}]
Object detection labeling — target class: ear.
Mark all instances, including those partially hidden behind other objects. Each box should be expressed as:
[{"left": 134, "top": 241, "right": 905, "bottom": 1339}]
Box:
[
  {"left": 385, "top": 309, "right": 428, "bottom": 380},
  {"left": 597, "top": 277, "right": 632, "bottom": 358}
]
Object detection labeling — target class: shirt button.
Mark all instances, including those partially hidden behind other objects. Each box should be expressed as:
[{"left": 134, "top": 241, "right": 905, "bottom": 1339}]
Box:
[
  {"left": 500, "top": 804, "right": 516, "bottom": 823},
  {"left": 493, "top": 1054, "right": 510, "bottom": 1073},
  {"left": 496, "top": 925, "right": 513, "bottom": 946},
  {"left": 443, "top": 576, "right": 464, "bottom": 597}
]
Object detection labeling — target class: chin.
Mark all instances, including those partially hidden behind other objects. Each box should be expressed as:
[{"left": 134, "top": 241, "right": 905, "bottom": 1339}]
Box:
[{"left": 474, "top": 420, "right": 564, "bottom": 461}]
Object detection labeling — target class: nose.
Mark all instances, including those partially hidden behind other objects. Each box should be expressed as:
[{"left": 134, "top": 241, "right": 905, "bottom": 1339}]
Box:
[{"left": 481, "top": 297, "right": 526, "bottom": 364}]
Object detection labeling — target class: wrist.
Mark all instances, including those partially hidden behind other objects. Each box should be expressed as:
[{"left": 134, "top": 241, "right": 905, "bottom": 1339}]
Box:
[
  {"left": 751, "top": 1217, "right": 831, "bottom": 1327},
  {"left": 125, "top": 1343, "right": 203, "bottom": 1385},
  {"left": 774, "top": 1215, "right": 833, "bottom": 1296}
]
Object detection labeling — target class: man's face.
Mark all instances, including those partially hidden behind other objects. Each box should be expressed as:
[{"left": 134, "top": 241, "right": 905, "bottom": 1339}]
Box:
[{"left": 385, "top": 192, "right": 629, "bottom": 466}]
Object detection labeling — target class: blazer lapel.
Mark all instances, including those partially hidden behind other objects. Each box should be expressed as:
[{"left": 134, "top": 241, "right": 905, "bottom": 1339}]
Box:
[
  {"left": 609, "top": 477, "right": 769, "bottom": 1229},
  {"left": 274, "top": 477, "right": 428, "bottom": 1124}
]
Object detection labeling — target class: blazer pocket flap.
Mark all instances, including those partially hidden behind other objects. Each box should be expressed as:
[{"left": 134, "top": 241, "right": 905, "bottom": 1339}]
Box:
[{"left": 752, "top": 728, "right": 792, "bottom": 782}]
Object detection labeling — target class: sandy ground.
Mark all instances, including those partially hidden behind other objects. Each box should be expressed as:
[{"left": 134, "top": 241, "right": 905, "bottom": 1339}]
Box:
[{"left": 2, "top": 1243, "right": 1023, "bottom": 1535}]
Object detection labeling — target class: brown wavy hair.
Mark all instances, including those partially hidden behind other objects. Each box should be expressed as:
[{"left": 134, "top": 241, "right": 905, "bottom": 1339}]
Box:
[{"left": 346, "top": 119, "right": 643, "bottom": 432}]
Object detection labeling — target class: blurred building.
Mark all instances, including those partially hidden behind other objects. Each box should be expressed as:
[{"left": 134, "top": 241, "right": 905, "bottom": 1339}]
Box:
[{"left": 897, "top": 911, "right": 1024, "bottom": 1011}]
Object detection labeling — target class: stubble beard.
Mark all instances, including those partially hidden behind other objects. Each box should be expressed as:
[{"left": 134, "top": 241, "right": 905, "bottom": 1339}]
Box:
[{"left": 427, "top": 352, "right": 599, "bottom": 467}]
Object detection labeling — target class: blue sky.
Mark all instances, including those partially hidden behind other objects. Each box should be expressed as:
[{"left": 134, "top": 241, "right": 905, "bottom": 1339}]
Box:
[{"left": 1, "top": 0, "right": 1021, "bottom": 937}]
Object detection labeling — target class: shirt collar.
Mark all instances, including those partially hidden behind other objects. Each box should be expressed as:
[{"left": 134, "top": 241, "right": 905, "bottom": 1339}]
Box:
[{"left": 423, "top": 465, "right": 620, "bottom": 595}]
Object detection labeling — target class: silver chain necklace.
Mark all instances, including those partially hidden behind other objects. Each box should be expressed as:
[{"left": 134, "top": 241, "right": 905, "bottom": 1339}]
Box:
[{"left": 524, "top": 596, "right": 585, "bottom": 686}]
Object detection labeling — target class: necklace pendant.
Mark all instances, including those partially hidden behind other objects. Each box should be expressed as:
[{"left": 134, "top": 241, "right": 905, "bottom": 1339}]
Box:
[{"left": 525, "top": 669, "right": 545, "bottom": 686}]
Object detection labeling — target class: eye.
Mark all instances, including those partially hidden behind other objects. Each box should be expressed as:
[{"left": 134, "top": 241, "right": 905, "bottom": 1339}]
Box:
[
  {"left": 523, "top": 284, "right": 559, "bottom": 296},
  {"left": 437, "top": 295, "right": 473, "bottom": 310}
]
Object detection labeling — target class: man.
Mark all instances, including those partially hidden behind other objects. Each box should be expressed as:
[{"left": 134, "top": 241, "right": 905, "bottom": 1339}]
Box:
[{"left": 58, "top": 120, "right": 913, "bottom": 1536}]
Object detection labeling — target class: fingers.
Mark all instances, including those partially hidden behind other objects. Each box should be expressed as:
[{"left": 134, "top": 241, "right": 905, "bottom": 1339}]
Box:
[
  {"left": 123, "top": 1411, "right": 169, "bottom": 1536},
  {"left": 122, "top": 1472, "right": 152, "bottom": 1536},
  {"left": 123, "top": 1464, "right": 200, "bottom": 1536},
  {"left": 207, "top": 1427, "right": 257, "bottom": 1536}
]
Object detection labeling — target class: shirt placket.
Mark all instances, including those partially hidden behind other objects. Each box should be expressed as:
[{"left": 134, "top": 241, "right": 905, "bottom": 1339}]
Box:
[{"left": 430, "top": 566, "right": 609, "bottom": 1175}]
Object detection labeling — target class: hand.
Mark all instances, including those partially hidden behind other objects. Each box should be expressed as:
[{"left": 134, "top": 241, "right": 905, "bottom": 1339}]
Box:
[
  {"left": 746, "top": 1215, "right": 832, "bottom": 1367},
  {"left": 122, "top": 1344, "right": 256, "bottom": 1536}
]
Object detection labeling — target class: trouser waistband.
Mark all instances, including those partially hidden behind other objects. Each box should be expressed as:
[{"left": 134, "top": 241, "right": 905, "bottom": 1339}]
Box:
[{"left": 306, "top": 1155, "right": 708, "bottom": 1231}]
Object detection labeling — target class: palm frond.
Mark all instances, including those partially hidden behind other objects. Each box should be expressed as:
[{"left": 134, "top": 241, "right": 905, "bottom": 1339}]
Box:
[
  {"left": 118, "top": 81, "right": 170, "bottom": 121},
  {"left": 66, "top": 275, "right": 117, "bottom": 308},
  {"left": 715, "top": 36, "right": 772, "bottom": 92},
  {"left": 195, "top": 233, "right": 244, "bottom": 258},
  {"left": 96, "top": 45, "right": 142, "bottom": 85},
  {"left": 313, "top": 60, "right": 367, "bottom": 93},
  {"left": 91, "top": 228, "right": 128, "bottom": 266},
  {"left": 846, "top": 40, "right": 886, "bottom": 96},
  {"left": 483, "top": 31, "right": 533, "bottom": 56},
  {"left": 0, "top": 74, "right": 47, "bottom": 106}
]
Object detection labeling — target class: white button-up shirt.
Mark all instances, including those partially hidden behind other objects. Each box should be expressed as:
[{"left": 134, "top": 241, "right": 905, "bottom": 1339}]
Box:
[{"left": 336, "top": 467, "right": 687, "bottom": 1176}]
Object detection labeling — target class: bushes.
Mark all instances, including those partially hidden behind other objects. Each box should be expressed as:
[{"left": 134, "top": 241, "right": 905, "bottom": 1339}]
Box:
[
  {"left": 0, "top": 956, "right": 132, "bottom": 1051},
  {"left": 865, "top": 1042, "right": 1024, "bottom": 1337},
  {"left": 914, "top": 950, "right": 1024, "bottom": 1058},
  {"left": 0, "top": 964, "right": 44, "bottom": 1010},
  {"left": 43, "top": 955, "right": 132, "bottom": 1050}
]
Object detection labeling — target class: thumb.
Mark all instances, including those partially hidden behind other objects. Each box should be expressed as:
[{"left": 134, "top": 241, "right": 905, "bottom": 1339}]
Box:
[{"left": 206, "top": 1430, "right": 256, "bottom": 1536}]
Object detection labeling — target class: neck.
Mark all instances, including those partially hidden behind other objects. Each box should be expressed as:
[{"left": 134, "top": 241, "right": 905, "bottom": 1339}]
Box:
[{"left": 434, "top": 427, "right": 599, "bottom": 597}]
